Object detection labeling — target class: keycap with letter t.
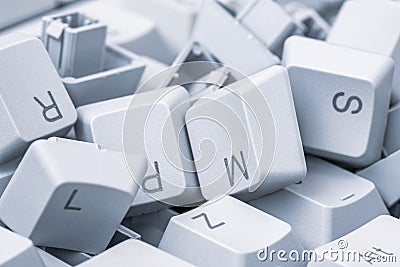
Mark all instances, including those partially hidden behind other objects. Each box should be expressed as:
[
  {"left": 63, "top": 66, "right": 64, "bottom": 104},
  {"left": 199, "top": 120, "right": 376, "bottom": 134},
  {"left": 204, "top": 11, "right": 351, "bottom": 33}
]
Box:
[
  {"left": 159, "top": 196, "right": 305, "bottom": 266},
  {"left": 283, "top": 36, "right": 394, "bottom": 168},
  {"left": 0, "top": 138, "right": 147, "bottom": 254},
  {"left": 0, "top": 33, "right": 77, "bottom": 164},
  {"left": 327, "top": 0, "right": 400, "bottom": 105},
  {"left": 186, "top": 65, "right": 306, "bottom": 201}
]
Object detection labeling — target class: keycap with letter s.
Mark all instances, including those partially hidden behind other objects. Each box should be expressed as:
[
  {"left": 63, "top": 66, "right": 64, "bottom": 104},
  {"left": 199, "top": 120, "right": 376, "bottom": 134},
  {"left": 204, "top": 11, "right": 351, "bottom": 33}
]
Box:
[
  {"left": 283, "top": 36, "right": 394, "bottom": 168},
  {"left": 0, "top": 138, "right": 147, "bottom": 254},
  {"left": 0, "top": 33, "right": 77, "bottom": 164}
]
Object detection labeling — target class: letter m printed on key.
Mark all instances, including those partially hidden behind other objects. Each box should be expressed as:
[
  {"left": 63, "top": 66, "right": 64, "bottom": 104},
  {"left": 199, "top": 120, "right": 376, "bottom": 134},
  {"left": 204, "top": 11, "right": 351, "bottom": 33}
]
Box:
[{"left": 224, "top": 151, "right": 249, "bottom": 187}]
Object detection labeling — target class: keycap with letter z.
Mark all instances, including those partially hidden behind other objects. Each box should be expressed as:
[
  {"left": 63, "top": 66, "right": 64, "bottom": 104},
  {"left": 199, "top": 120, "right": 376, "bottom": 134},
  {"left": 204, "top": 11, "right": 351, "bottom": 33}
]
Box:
[
  {"left": 0, "top": 33, "right": 77, "bottom": 164},
  {"left": 0, "top": 138, "right": 147, "bottom": 254},
  {"left": 283, "top": 36, "right": 394, "bottom": 168}
]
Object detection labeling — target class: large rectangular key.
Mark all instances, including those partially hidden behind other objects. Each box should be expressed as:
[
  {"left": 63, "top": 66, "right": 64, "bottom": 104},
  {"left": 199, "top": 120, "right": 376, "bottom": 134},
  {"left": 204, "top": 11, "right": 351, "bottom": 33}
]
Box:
[
  {"left": 250, "top": 156, "right": 388, "bottom": 250},
  {"left": 283, "top": 36, "right": 394, "bottom": 167},
  {"left": 186, "top": 65, "right": 306, "bottom": 200},
  {"left": 0, "top": 33, "right": 77, "bottom": 164},
  {"left": 0, "top": 138, "right": 147, "bottom": 254}
]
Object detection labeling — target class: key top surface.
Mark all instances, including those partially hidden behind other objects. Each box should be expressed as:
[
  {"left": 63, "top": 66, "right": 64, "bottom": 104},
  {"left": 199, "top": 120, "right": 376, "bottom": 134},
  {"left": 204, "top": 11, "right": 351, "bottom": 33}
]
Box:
[
  {"left": 0, "top": 33, "right": 77, "bottom": 164},
  {"left": 283, "top": 36, "right": 394, "bottom": 167},
  {"left": 250, "top": 156, "right": 388, "bottom": 250},
  {"left": 0, "top": 138, "right": 147, "bottom": 254},
  {"left": 159, "top": 195, "right": 305, "bottom": 266}
]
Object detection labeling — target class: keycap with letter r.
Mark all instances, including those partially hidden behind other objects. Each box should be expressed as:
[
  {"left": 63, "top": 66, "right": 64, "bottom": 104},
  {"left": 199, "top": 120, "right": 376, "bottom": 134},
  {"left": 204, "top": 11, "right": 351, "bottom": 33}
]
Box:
[
  {"left": 0, "top": 138, "right": 147, "bottom": 254},
  {"left": 0, "top": 33, "right": 77, "bottom": 164},
  {"left": 159, "top": 196, "right": 305, "bottom": 266},
  {"left": 283, "top": 36, "right": 394, "bottom": 168}
]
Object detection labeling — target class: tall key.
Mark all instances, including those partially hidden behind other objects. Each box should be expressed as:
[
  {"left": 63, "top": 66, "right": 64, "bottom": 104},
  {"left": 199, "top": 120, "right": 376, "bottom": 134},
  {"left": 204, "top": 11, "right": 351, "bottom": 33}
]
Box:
[
  {"left": 250, "top": 156, "right": 388, "bottom": 250},
  {"left": 186, "top": 65, "right": 306, "bottom": 200},
  {"left": 327, "top": 0, "right": 400, "bottom": 104},
  {"left": 0, "top": 33, "right": 77, "bottom": 164},
  {"left": 0, "top": 138, "right": 147, "bottom": 254},
  {"left": 283, "top": 36, "right": 394, "bottom": 167},
  {"left": 159, "top": 196, "right": 305, "bottom": 266}
]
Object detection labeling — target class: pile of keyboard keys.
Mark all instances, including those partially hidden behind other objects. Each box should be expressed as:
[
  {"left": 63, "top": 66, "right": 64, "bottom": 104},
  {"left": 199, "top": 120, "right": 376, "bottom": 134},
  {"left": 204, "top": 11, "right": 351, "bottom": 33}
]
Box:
[{"left": 0, "top": 0, "right": 400, "bottom": 266}]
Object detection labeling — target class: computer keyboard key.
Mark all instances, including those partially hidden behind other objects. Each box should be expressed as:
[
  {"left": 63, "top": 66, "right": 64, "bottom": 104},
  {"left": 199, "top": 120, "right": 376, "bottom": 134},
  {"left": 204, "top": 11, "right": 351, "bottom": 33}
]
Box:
[
  {"left": 75, "top": 87, "right": 204, "bottom": 214},
  {"left": 192, "top": 0, "right": 279, "bottom": 76},
  {"left": 0, "top": 33, "right": 77, "bottom": 164},
  {"left": 327, "top": 0, "right": 400, "bottom": 104},
  {"left": 0, "top": 227, "right": 45, "bottom": 267},
  {"left": 250, "top": 156, "right": 388, "bottom": 249},
  {"left": 357, "top": 150, "right": 400, "bottom": 208},
  {"left": 283, "top": 36, "right": 394, "bottom": 168},
  {"left": 186, "top": 65, "right": 306, "bottom": 200},
  {"left": 0, "top": 138, "right": 147, "bottom": 254},
  {"left": 308, "top": 215, "right": 400, "bottom": 266},
  {"left": 384, "top": 104, "right": 400, "bottom": 156},
  {"left": 159, "top": 196, "right": 305, "bottom": 266},
  {"left": 77, "top": 239, "right": 193, "bottom": 267},
  {"left": 225, "top": 0, "right": 301, "bottom": 55}
]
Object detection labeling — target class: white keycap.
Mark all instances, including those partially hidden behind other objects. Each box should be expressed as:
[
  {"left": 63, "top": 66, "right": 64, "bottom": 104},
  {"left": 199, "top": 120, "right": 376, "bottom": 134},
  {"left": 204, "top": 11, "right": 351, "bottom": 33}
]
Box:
[
  {"left": 357, "top": 150, "right": 400, "bottom": 207},
  {"left": 250, "top": 156, "right": 388, "bottom": 250},
  {"left": 75, "top": 87, "right": 204, "bottom": 215},
  {"left": 282, "top": 36, "right": 394, "bottom": 168},
  {"left": 0, "top": 227, "right": 45, "bottom": 267},
  {"left": 121, "top": 0, "right": 202, "bottom": 63},
  {"left": 309, "top": 215, "right": 400, "bottom": 266},
  {"left": 327, "top": 0, "right": 400, "bottom": 104},
  {"left": 0, "top": 158, "right": 20, "bottom": 197},
  {"left": 384, "top": 104, "right": 400, "bottom": 156},
  {"left": 0, "top": 0, "right": 57, "bottom": 29},
  {"left": 0, "top": 33, "right": 77, "bottom": 164},
  {"left": 159, "top": 196, "right": 305, "bottom": 266},
  {"left": 0, "top": 138, "right": 147, "bottom": 254},
  {"left": 227, "top": 0, "right": 300, "bottom": 55},
  {"left": 37, "top": 249, "right": 71, "bottom": 267},
  {"left": 124, "top": 208, "right": 177, "bottom": 246},
  {"left": 186, "top": 65, "right": 306, "bottom": 200},
  {"left": 191, "top": 0, "right": 279, "bottom": 76},
  {"left": 276, "top": 0, "right": 343, "bottom": 21},
  {"left": 77, "top": 239, "right": 193, "bottom": 267}
]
